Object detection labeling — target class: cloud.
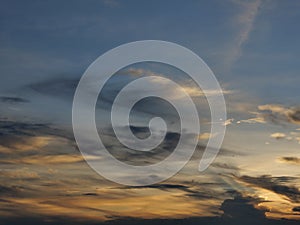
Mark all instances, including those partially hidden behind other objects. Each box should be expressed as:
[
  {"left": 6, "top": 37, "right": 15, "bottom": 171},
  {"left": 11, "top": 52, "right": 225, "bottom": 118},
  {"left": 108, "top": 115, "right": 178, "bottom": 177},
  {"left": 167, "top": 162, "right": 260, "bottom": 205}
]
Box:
[
  {"left": 180, "top": 86, "right": 234, "bottom": 98},
  {"left": 225, "top": 0, "right": 262, "bottom": 69},
  {"left": 258, "top": 104, "right": 300, "bottom": 125},
  {"left": 124, "top": 68, "right": 234, "bottom": 98},
  {"left": 0, "top": 119, "right": 82, "bottom": 166},
  {"left": 0, "top": 118, "right": 298, "bottom": 224},
  {"left": 0, "top": 96, "right": 29, "bottom": 103},
  {"left": 220, "top": 194, "right": 265, "bottom": 221},
  {"left": 211, "top": 163, "right": 238, "bottom": 171},
  {"left": 0, "top": 120, "right": 73, "bottom": 143},
  {"left": 0, "top": 136, "right": 54, "bottom": 152},
  {"left": 198, "top": 132, "right": 212, "bottom": 140},
  {"left": 224, "top": 118, "right": 234, "bottom": 126},
  {"left": 124, "top": 68, "right": 162, "bottom": 77},
  {"left": 0, "top": 168, "right": 39, "bottom": 180},
  {"left": 237, "top": 113, "right": 267, "bottom": 124},
  {"left": 238, "top": 104, "right": 300, "bottom": 125},
  {"left": 239, "top": 175, "right": 300, "bottom": 203},
  {"left": 266, "top": 131, "right": 300, "bottom": 144},
  {"left": 2, "top": 193, "right": 299, "bottom": 225},
  {"left": 270, "top": 132, "right": 286, "bottom": 140},
  {"left": 0, "top": 184, "right": 20, "bottom": 196},
  {"left": 29, "top": 77, "right": 78, "bottom": 100},
  {"left": 118, "top": 183, "right": 193, "bottom": 192},
  {"left": 236, "top": 175, "right": 300, "bottom": 220},
  {"left": 279, "top": 157, "right": 300, "bottom": 165},
  {"left": 0, "top": 154, "right": 88, "bottom": 165}
]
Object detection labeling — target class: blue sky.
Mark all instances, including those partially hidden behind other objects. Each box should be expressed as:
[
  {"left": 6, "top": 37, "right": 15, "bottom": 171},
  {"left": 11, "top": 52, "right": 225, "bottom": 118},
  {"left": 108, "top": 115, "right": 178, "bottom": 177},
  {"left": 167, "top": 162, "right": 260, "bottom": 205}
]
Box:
[
  {"left": 1, "top": 0, "right": 300, "bottom": 103},
  {"left": 0, "top": 0, "right": 300, "bottom": 224}
]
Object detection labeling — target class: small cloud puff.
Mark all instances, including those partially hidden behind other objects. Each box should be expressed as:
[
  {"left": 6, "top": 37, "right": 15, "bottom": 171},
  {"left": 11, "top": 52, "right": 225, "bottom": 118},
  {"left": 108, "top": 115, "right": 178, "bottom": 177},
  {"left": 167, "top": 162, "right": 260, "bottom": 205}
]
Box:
[{"left": 270, "top": 133, "right": 286, "bottom": 140}]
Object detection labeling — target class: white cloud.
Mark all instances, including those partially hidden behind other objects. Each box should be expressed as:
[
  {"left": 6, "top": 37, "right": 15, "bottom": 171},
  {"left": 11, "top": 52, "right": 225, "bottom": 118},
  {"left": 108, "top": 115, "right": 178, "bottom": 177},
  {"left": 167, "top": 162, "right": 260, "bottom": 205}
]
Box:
[
  {"left": 224, "top": 118, "right": 234, "bottom": 126},
  {"left": 270, "top": 133, "right": 286, "bottom": 140}
]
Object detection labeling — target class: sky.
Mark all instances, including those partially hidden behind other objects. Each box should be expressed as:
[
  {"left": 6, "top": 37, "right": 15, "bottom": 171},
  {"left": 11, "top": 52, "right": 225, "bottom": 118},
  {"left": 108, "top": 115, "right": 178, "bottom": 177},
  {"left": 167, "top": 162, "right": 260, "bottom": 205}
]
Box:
[{"left": 0, "top": 0, "right": 300, "bottom": 224}]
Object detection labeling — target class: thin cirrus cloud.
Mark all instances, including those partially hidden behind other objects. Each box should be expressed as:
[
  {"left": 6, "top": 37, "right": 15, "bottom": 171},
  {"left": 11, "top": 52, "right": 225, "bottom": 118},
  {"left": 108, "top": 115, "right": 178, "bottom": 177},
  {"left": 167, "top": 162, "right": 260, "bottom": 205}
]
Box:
[{"left": 223, "top": 0, "right": 262, "bottom": 70}]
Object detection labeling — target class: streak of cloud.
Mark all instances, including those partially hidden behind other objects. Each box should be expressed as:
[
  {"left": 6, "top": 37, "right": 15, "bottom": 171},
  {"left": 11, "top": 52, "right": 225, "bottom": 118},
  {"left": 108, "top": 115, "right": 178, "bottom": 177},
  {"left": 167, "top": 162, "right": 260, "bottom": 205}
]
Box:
[
  {"left": 225, "top": 0, "right": 262, "bottom": 69},
  {"left": 237, "top": 104, "right": 300, "bottom": 125},
  {"left": 279, "top": 157, "right": 300, "bottom": 165}
]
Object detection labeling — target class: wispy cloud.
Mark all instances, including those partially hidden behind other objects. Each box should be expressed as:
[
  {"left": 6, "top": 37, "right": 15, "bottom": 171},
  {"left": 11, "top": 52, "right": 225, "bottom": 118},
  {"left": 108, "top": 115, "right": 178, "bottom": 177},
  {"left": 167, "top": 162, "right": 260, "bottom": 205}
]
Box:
[
  {"left": 226, "top": 0, "right": 262, "bottom": 69},
  {"left": 279, "top": 157, "right": 300, "bottom": 165},
  {"left": 124, "top": 68, "right": 234, "bottom": 98},
  {"left": 238, "top": 104, "right": 300, "bottom": 125},
  {"left": 258, "top": 104, "right": 300, "bottom": 125},
  {"left": 0, "top": 96, "right": 29, "bottom": 103}
]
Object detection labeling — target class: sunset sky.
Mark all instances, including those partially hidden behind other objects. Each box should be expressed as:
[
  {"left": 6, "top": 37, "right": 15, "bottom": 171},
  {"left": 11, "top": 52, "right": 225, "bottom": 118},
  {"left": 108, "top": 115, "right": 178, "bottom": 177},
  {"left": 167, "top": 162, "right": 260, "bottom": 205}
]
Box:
[{"left": 0, "top": 0, "right": 300, "bottom": 224}]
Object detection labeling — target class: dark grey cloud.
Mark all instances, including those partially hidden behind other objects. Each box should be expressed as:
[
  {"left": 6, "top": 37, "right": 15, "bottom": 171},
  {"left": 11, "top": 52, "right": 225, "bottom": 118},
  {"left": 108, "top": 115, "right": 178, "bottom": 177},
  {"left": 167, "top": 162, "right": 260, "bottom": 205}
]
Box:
[
  {"left": 103, "top": 195, "right": 297, "bottom": 225},
  {"left": 0, "top": 120, "right": 73, "bottom": 143},
  {"left": 82, "top": 192, "right": 98, "bottom": 196},
  {"left": 0, "top": 185, "right": 19, "bottom": 196},
  {"left": 99, "top": 125, "right": 182, "bottom": 166},
  {"left": 239, "top": 175, "right": 300, "bottom": 203},
  {"left": 26, "top": 74, "right": 183, "bottom": 125},
  {"left": 211, "top": 162, "right": 239, "bottom": 170},
  {"left": 117, "top": 183, "right": 194, "bottom": 193},
  {"left": 288, "top": 109, "right": 300, "bottom": 124},
  {"left": 0, "top": 96, "right": 29, "bottom": 103},
  {"left": 280, "top": 157, "right": 300, "bottom": 165},
  {"left": 97, "top": 123, "right": 241, "bottom": 170},
  {"left": 0, "top": 119, "right": 77, "bottom": 166},
  {"left": 27, "top": 75, "right": 126, "bottom": 105},
  {"left": 220, "top": 195, "right": 265, "bottom": 221},
  {"left": 29, "top": 77, "right": 78, "bottom": 100},
  {"left": 1, "top": 195, "right": 299, "bottom": 225}
]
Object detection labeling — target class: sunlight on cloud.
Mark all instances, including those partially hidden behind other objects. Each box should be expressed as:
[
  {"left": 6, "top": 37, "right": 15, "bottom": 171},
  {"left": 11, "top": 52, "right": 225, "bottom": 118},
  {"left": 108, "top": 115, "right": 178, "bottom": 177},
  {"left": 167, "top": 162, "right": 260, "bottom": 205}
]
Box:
[
  {"left": 0, "top": 136, "right": 53, "bottom": 152},
  {"left": 270, "top": 132, "right": 286, "bottom": 140},
  {"left": 236, "top": 176, "right": 300, "bottom": 220}
]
